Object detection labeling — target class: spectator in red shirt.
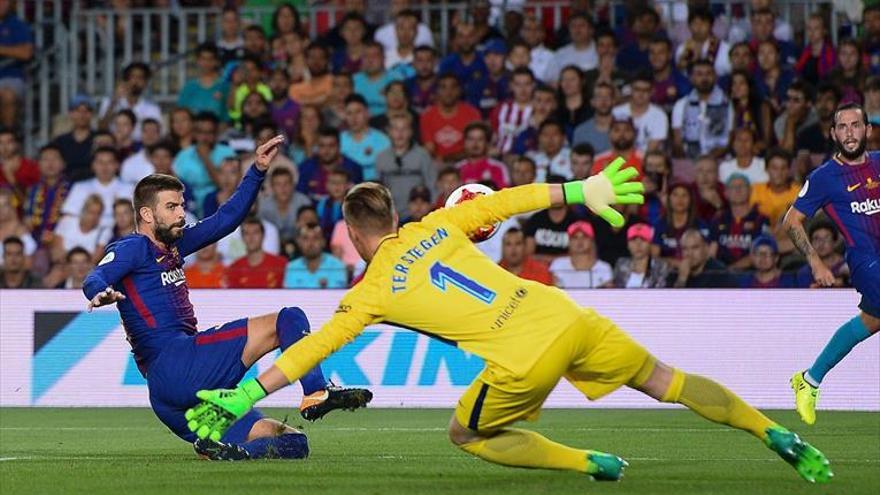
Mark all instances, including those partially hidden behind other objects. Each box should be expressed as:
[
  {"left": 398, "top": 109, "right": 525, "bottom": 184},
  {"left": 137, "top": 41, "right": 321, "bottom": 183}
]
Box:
[
  {"left": 226, "top": 216, "right": 288, "bottom": 288},
  {"left": 419, "top": 73, "right": 482, "bottom": 162},
  {"left": 455, "top": 122, "right": 509, "bottom": 189},
  {"left": 498, "top": 227, "right": 555, "bottom": 286},
  {"left": 0, "top": 128, "right": 39, "bottom": 208}
]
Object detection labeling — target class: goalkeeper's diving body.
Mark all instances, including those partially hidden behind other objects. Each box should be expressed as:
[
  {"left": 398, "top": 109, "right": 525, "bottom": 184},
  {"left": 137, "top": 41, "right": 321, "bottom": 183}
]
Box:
[
  {"left": 83, "top": 136, "right": 372, "bottom": 460},
  {"left": 186, "top": 159, "right": 831, "bottom": 482}
]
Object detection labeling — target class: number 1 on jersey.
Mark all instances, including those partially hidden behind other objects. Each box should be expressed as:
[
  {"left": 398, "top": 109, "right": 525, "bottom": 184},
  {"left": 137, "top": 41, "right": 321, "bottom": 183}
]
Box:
[{"left": 429, "top": 261, "right": 497, "bottom": 304}]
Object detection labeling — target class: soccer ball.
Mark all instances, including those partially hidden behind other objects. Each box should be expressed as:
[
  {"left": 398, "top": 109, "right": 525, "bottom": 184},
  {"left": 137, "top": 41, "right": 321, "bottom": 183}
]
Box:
[{"left": 445, "top": 183, "right": 501, "bottom": 243}]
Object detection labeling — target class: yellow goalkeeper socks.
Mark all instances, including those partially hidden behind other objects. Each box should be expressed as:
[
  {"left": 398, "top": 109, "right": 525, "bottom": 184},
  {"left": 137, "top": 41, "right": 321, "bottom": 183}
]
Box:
[
  {"left": 459, "top": 428, "right": 589, "bottom": 473},
  {"left": 665, "top": 370, "right": 774, "bottom": 440}
]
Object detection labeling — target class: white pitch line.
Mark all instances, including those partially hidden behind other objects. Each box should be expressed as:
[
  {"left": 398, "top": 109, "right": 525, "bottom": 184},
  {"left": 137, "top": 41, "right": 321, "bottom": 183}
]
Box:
[{"left": 0, "top": 455, "right": 876, "bottom": 463}]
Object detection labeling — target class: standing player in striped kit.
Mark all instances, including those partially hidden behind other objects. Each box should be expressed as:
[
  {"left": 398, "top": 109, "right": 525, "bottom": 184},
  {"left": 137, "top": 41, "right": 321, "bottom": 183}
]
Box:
[{"left": 785, "top": 103, "right": 880, "bottom": 424}]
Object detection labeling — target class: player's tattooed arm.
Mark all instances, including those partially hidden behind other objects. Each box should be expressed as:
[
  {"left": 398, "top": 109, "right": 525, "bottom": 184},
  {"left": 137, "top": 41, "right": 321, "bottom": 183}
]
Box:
[
  {"left": 786, "top": 220, "right": 817, "bottom": 260},
  {"left": 783, "top": 206, "right": 835, "bottom": 287}
]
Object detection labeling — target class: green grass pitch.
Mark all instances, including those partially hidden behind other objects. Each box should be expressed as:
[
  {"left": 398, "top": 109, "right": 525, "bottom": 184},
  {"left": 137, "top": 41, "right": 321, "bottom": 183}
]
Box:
[{"left": 1, "top": 408, "right": 877, "bottom": 494}]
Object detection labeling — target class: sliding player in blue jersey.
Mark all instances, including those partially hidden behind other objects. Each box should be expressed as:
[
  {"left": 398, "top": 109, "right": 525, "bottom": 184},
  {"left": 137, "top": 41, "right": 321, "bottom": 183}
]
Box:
[
  {"left": 784, "top": 103, "right": 880, "bottom": 425},
  {"left": 83, "top": 136, "right": 372, "bottom": 460}
]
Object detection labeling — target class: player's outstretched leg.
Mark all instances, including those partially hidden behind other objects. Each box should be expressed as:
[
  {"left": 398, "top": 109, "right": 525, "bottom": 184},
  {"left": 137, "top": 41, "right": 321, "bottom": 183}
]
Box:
[
  {"left": 274, "top": 307, "right": 373, "bottom": 421},
  {"left": 794, "top": 312, "right": 877, "bottom": 425},
  {"left": 193, "top": 416, "right": 309, "bottom": 461},
  {"left": 631, "top": 360, "right": 832, "bottom": 483}
]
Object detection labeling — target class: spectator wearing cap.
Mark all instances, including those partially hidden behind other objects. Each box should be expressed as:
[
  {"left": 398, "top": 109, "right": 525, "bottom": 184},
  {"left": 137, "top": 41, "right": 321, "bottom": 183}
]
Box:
[
  {"left": 23, "top": 145, "right": 69, "bottom": 247},
  {"left": 401, "top": 185, "right": 433, "bottom": 225},
  {"left": 591, "top": 116, "right": 643, "bottom": 178},
  {"left": 543, "top": 13, "right": 598, "bottom": 85},
  {"left": 648, "top": 37, "right": 692, "bottom": 114},
  {"left": 670, "top": 229, "right": 738, "bottom": 288},
  {"left": 710, "top": 174, "right": 770, "bottom": 271},
  {"left": 404, "top": 46, "right": 438, "bottom": 115},
  {"left": 376, "top": 114, "right": 434, "bottom": 216},
  {"left": 456, "top": 122, "right": 510, "bottom": 189},
  {"left": 290, "top": 44, "right": 334, "bottom": 106},
  {"left": 341, "top": 94, "right": 391, "bottom": 182},
  {"left": 439, "top": 23, "right": 489, "bottom": 109},
  {"left": 0, "top": 236, "right": 41, "bottom": 288},
  {"left": 284, "top": 223, "right": 347, "bottom": 289},
  {"left": 651, "top": 182, "right": 710, "bottom": 271},
  {"left": 719, "top": 127, "right": 767, "bottom": 185},
  {"left": 378, "top": 9, "right": 432, "bottom": 71},
  {"left": 750, "top": 147, "right": 800, "bottom": 228},
  {"left": 527, "top": 120, "right": 572, "bottom": 182},
  {"left": 479, "top": 38, "right": 510, "bottom": 116},
  {"left": 738, "top": 235, "right": 795, "bottom": 288},
  {"left": 179, "top": 42, "right": 229, "bottom": 121},
  {"left": 0, "top": 0, "right": 33, "bottom": 130},
  {"left": 354, "top": 42, "right": 406, "bottom": 117},
  {"left": 98, "top": 62, "right": 162, "bottom": 142},
  {"left": 671, "top": 59, "right": 731, "bottom": 160},
  {"left": 498, "top": 227, "right": 554, "bottom": 286},
  {"left": 612, "top": 223, "right": 671, "bottom": 288},
  {"left": 420, "top": 74, "right": 482, "bottom": 162},
  {"left": 490, "top": 67, "right": 536, "bottom": 155},
  {"left": 675, "top": 8, "right": 731, "bottom": 78},
  {"left": 612, "top": 73, "right": 669, "bottom": 153},
  {"left": 524, "top": 178, "right": 585, "bottom": 263},
  {"left": 0, "top": 128, "right": 39, "bottom": 197},
  {"left": 549, "top": 221, "right": 612, "bottom": 288},
  {"left": 62, "top": 147, "right": 133, "bottom": 229},
  {"left": 519, "top": 13, "right": 554, "bottom": 84},
  {"left": 50, "top": 95, "right": 96, "bottom": 181},
  {"left": 572, "top": 82, "right": 614, "bottom": 155},
  {"left": 795, "top": 221, "right": 849, "bottom": 288}
]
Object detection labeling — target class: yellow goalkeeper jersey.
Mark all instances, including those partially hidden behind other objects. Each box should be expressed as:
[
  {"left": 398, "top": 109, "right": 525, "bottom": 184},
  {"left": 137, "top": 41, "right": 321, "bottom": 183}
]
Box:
[{"left": 277, "top": 184, "right": 588, "bottom": 381}]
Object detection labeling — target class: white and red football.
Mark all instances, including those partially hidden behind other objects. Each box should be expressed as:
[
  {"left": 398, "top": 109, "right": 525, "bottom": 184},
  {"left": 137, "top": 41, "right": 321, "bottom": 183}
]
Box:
[{"left": 445, "top": 183, "right": 501, "bottom": 243}]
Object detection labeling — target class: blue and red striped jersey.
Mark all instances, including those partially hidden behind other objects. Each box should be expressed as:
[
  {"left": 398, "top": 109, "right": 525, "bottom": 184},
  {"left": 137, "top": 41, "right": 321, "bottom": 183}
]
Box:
[
  {"left": 793, "top": 151, "right": 880, "bottom": 270},
  {"left": 710, "top": 206, "right": 770, "bottom": 266},
  {"left": 83, "top": 166, "right": 266, "bottom": 375}
]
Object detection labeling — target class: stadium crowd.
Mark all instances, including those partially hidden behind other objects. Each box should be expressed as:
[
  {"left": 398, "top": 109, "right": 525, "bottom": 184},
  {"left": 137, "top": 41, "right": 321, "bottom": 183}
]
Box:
[{"left": 1, "top": 0, "right": 879, "bottom": 289}]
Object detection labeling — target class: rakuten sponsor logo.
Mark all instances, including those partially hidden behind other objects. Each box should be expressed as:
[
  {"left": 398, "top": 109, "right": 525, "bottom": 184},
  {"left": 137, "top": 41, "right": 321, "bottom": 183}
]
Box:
[{"left": 850, "top": 198, "right": 880, "bottom": 216}]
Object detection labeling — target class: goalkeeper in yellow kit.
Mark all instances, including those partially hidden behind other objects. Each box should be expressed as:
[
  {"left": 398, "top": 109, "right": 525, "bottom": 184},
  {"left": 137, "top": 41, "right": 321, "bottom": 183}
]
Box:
[{"left": 185, "top": 160, "right": 831, "bottom": 483}]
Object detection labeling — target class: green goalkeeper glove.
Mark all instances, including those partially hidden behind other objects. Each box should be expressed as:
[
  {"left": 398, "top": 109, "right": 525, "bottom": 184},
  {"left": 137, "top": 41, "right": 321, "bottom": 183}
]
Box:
[
  {"left": 184, "top": 378, "right": 267, "bottom": 442},
  {"left": 563, "top": 157, "right": 644, "bottom": 228}
]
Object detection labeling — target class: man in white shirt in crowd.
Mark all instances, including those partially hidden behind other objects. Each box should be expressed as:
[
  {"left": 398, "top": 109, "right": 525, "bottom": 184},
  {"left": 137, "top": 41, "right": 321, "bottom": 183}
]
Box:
[
  {"left": 62, "top": 147, "right": 133, "bottom": 228},
  {"left": 519, "top": 13, "right": 554, "bottom": 84},
  {"left": 374, "top": 1, "right": 433, "bottom": 55},
  {"left": 718, "top": 127, "right": 768, "bottom": 184},
  {"left": 97, "top": 62, "right": 162, "bottom": 141},
  {"left": 612, "top": 72, "right": 669, "bottom": 153},
  {"left": 542, "top": 13, "right": 598, "bottom": 84},
  {"left": 119, "top": 118, "right": 163, "bottom": 184},
  {"left": 550, "top": 220, "right": 613, "bottom": 288}
]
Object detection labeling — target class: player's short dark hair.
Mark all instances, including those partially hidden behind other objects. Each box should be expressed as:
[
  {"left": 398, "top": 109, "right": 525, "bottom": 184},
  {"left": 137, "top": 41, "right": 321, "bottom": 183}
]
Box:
[
  {"left": 344, "top": 93, "right": 368, "bottom": 108},
  {"left": 764, "top": 147, "right": 792, "bottom": 166},
  {"left": 66, "top": 246, "right": 92, "bottom": 263},
  {"left": 343, "top": 182, "right": 395, "bottom": 235},
  {"left": 571, "top": 143, "right": 595, "bottom": 158},
  {"left": 241, "top": 215, "right": 265, "bottom": 235},
  {"left": 464, "top": 121, "right": 492, "bottom": 141},
  {"left": 831, "top": 102, "right": 868, "bottom": 127},
  {"left": 92, "top": 146, "right": 119, "bottom": 163},
  {"left": 133, "top": 174, "right": 185, "bottom": 224},
  {"left": 2, "top": 236, "right": 24, "bottom": 250}
]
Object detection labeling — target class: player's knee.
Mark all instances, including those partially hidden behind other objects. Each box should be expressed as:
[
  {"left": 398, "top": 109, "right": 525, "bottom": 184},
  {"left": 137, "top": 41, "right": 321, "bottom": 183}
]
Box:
[
  {"left": 860, "top": 312, "right": 880, "bottom": 333},
  {"left": 447, "top": 416, "right": 478, "bottom": 446},
  {"left": 282, "top": 432, "right": 310, "bottom": 459},
  {"left": 278, "top": 306, "right": 310, "bottom": 332}
]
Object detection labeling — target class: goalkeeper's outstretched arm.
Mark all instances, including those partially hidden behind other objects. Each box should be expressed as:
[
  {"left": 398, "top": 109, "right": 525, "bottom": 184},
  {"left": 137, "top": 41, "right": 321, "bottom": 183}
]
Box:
[{"left": 431, "top": 157, "right": 644, "bottom": 237}]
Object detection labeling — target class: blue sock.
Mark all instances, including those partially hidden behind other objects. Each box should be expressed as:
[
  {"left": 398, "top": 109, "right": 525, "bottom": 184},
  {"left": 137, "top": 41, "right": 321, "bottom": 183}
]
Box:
[
  {"left": 277, "top": 307, "right": 327, "bottom": 395},
  {"left": 806, "top": 315, "right": 872, "bottom": 386},
  {"left": 239, "top": 433, "right": 309, "bottom": 459}
]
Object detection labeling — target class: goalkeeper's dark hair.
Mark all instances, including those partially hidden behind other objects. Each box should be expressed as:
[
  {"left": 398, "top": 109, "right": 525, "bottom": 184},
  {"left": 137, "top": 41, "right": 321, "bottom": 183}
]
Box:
[
  {"left": 343, "top": 182, "right": 395, "bottom": 235},
  {"left": 133, "top": 174, "right": 185, "bottom": 224}
]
